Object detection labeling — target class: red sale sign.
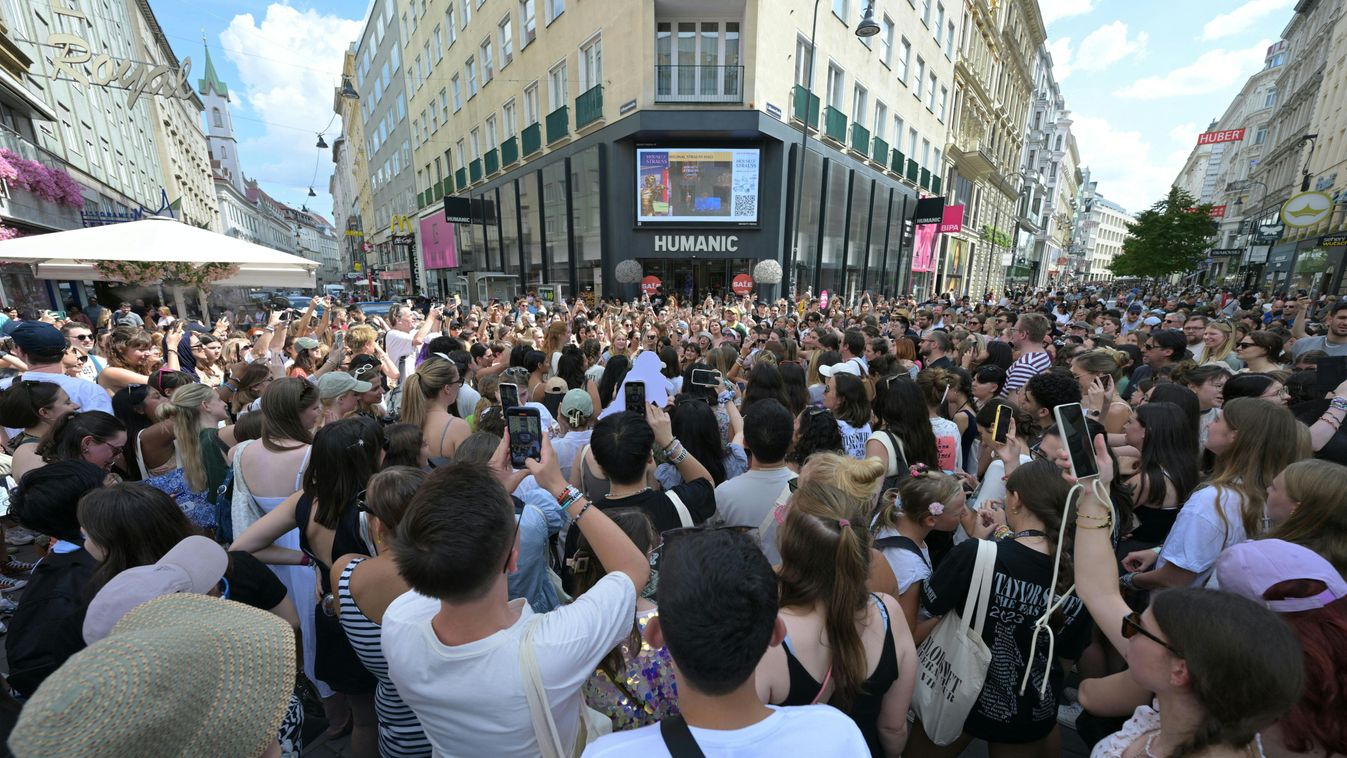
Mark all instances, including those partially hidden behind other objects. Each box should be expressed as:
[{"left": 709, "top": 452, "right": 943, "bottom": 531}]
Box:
[
  {"left": 641, "top": 275, "right": 662, "bottom": 295},
  {"left": 731, "top": 274, "right": 754, "bottom": 295},
  {"left": 1196, "top": 129, "right": 1245, "bottom": 146}
]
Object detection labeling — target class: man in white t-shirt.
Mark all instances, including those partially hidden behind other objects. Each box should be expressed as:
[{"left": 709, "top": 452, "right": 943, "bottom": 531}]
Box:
[
  {"left": 0, "top": 323, "right": 111, "bottom": 437},
  {"left": 713, "top": 399, "right": 796, "bottom": 563},
  {"left": 582, "top": 529, "right": 869, "bottom": 757},
  {"left": 382, "top": 436, "right": 651, "bottom": 757},
  {"left": 383, "top": 303, "right": 441, "bottom": 380}
]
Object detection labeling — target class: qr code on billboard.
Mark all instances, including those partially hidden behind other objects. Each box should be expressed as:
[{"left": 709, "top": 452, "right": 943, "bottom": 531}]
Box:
[{"left": 734, "top": 194, "right": 756, "bottom": 218}]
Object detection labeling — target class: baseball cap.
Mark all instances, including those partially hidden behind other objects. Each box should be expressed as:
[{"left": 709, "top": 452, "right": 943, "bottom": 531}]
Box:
[
  {"left": 294, "top": 337, "right": 320, "bottom": 350},
  {"left": 82, "top": 535, "right": 228, "bottom": 644},
  {"left": 1127, "top": 303, "right": 1143, "bottom": 313},
  {"left": 1215, "top": 539, "right": 1347, "bottom": 613},
  {"left": 1069, "top": 320, "right": 1090, "bottom": 330},
  {"left": 11, "top": 321, "right": 66, "bottom": 354},
  {"left": 560, "top": 388, "right": 594, "bottom": 425},
  {"left": 316, "top": 371, "right": 372, "bottom": 399},
  {"left": 818, "top": 360, "right": 862, "bottom": 378},
  {"left": 1142, "top": 316, "right": 1162, "bottom": 326},
  {"left": 543, "top": 376, "right": 568, "bottom": 394}
]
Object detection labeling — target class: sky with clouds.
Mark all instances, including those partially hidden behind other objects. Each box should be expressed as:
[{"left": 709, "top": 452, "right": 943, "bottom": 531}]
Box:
[{"left": 150, "top": 0, "right": 1298, "bottom": 221}]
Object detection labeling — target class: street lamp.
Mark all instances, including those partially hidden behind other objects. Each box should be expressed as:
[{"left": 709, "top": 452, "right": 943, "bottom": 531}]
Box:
[
  {"left": 315, "top": 133, "right": 328, "bottom": 149},
  {"left": 1299, "top": 133, "right": 1319, "bottom": 192},
  {"left": 787, "top": 0, "right": 880, "bottom": 299},
  {"left": 339, "top": 75, "right": 360, "bottom": 100}
]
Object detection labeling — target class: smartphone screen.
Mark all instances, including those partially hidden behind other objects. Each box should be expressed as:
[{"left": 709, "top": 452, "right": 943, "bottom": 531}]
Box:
[
  {"left": 499, "top": 382, "right": 520, "bottom": 410},
  {"left": 1054, "top": 403, "right": 1099, "bottom": 479},
  {"left": 993, "top": 405, "right": 1011, "bottom": 443},
  {"left": 506, "top": 408, "right": 542, "bottom": 468},
  {"left": 690, "top": 368, "right": 720, "bottom": 388},
  {"left": 625, "top": 381, "right": 646, "bottom": 415}
]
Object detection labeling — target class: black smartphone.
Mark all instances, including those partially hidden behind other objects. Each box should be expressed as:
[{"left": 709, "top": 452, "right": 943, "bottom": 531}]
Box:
[
  {"left": 625, "top": 380, "right": 646, "bottom": 415},
  {"left": 993, "top": 404, "right": 1011, "bottom": 443},
  {"left": 506, "top": 406, "right": 542, "bottom": 468},
  {"left": 1053, "top": 402, "right": 1099, "bottom": 479},
  {"left": 690, "top": 368, "right": 721, "bottom": 388},
  {"left": 499, "top": 382, "right": 520, "bottom": 410}
]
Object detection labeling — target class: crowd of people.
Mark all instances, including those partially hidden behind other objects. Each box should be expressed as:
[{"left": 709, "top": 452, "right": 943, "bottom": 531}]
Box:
[{"left": 0, "top": 283, "right": 1341, "bottom": 758}]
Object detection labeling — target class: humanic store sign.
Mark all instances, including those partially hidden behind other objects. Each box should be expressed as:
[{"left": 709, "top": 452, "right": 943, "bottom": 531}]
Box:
[
  {"left": 653, "top": 235, "right": 740, "bottom": 253},
  {"left": 46, "top": 1, "right": 195, "bottom": 109}
]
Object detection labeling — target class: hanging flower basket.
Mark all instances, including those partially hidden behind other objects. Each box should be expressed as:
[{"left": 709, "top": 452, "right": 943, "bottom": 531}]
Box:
[
  {"left": 90, "top": 261, "right": 240, "bottom": 290},
  {"left": 0, "top": 149, "right": 84, "bottom": 209}
]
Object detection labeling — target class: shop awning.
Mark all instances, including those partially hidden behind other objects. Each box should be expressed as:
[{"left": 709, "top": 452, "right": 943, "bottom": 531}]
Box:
[{"left": 0, "top": 215, "right": 318, "bottom": 287}]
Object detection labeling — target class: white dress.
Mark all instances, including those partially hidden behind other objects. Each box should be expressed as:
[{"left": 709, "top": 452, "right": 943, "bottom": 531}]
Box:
[{"left": 1092, "top": 701, "right": 1265, "bottom": 758}]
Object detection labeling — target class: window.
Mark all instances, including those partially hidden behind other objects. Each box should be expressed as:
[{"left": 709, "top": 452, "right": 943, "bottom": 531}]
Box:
[
  {"left": 921, "top": 0, "right": 932, "bottom": 25},
  {"left": 795, "top": 35, "right": 815, "bottom": 86},
  {"left": 467, "top": 56, "right": 478, "bottom": 97},
  {"left": 928, "top": 73, "right": 937, "bottom": 110},
  {"left": 893, "top": 115, "right": 905, "bottom": 151},
  {"left": 499, "top": 15, "right": 514, "bottom": 68},
  {"left": 397, "top": 93, "right": 407, "bottom": 121},
  {"left": 832, "top": 0, "right": 849, "bottom": 21},
  {"left": 825, "top": 62, "right": 844, "bottom": 109},
  {"left": 1254, "top": 126, "right": 1267, "bottom": 144},
  {"left": 456, "top": 139, "right": 466, "bottom": 168},
  {"left": 938, "top": 86, "right": 948, "bottom": 121},
  {"left": 934, "top": 148, "right": 942, "bottom": 172},
  {"left": 880, "top": 16, "right": 894, "bottom": 66},
  {"left": 461, "top": 0, "right": 471, "bottom": 27},
  {"left": 445, "top": 7, "right": 457, "bottom": 44},
  {"left": 503, "top": 99, "right": 517, "bottom": 136},
  {"left": 898, "top": 37, "right": 911, "bottom": 82},
  {"left": 1264, "top": 87, "right": 1276, "bottom": 108},
  {"left": 874, "top": 101, "right": 887, "bottom": 142},
  {"left": 908, "top": 128, "right": 918, "bottom": 159},
  {"left": 481, "top": 40, "right": 494, "bottom": 83},
  {"left": 548, "top": 61, "right": 568, "bottom": 110},
  {"left": 914, "top": 57, "right": 925, "bottom": 99},
  {"left": 413, "top": 54, "right": 423, "bottom": 88},
  {"left": 520, "top": 0, "right": 536, "bottom": 46},
  {"left": 211, "top": 108, "right": 222, "bottom": 127},
  {"left": 946, "top": 21, "right": 956, "bottom": 57},
  {"left": 546, "top": 0, "right": 564, "bottom": 24},
  {"left": 486, "top": 116, "right": 497, "bottom": 149},
  {"left": 935, "top": 4, "right": 944, "bottom": 39},
  {"left": 470, "top": 128, "right": 481, "bottom": 159},
  {"left": 439, "top": 88, "right": 448, "bottom": 120},
  {"left": 851, "top": 83, "right": 867, "bottom": 124},
  {"left": 433, "top": 26, "right": 443, "bottom": 61},
  {"left": 451, "top": 74, "right": 463, "bottom": 110},
  {"left": 423, "top": 41, "right": 432, "bottom": 73},
  {"left": 524, "top": 82, "right": 540, "bottom": 124},
  {"left": 921, "top": 138, "right": 930, "bottom": 168},
  {"left": 579, "top": 36, "right": 602, "bottom": 91}
]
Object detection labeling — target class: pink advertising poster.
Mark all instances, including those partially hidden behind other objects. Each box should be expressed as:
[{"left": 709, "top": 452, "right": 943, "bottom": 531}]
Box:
[
  {"left": 912, "top": 223, "right": 938, "bottom": 273},
  {"left": 419, "top": 214, "right": 459, "bottom": 270}
]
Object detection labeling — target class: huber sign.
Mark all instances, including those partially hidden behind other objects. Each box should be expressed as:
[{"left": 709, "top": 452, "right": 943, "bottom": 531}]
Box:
[{"left": 1196, "top": 129, "right": 1245, "bottom": 146}]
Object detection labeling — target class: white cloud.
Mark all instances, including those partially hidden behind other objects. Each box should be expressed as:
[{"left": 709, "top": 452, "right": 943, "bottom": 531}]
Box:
[
  {"left": 1039, "top": 0, "right": 1096, "bottom": 26},
  {"left": 1202, "top": 0, "right": 1294, "bottom": 40},
  {"left": 1073, "top": 22, "right": 1148, "bottom": 72},
  {"left": 220, "top": 5, "right": 363, "bottom": 218},
  {"left": 1114, "top": 40, "right": 1271, "bottom": 99},
  {"left": 1048, "top": 36, "right": 1074, "bottom": 79},
  {"left": 1072, "top": 114, "right": 1186, "bottom": 214},
  {"left": 1168, "top": 122, "right": 1201, "bottom": 144}
]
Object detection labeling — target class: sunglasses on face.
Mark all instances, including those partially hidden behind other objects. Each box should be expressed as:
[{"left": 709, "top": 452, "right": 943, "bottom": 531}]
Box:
[{"left": 1121, "top": 611, "right": 1178, "bottom": 654}]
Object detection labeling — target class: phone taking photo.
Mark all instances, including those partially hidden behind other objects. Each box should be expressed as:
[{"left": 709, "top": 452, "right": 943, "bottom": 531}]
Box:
[
  {"left": 690, "top": 368, "right": 722, "bottom": 388},
  {"left": 993, "top": 404, "right": 1011, "bottom": 444},
  {"left": 506, "top": 406, "right": 542, "bottom": 468},
  {"left": 624, "top": 381, "right": 646, "bottom": 415},
  {"left": 1053, "top": 402, "right": 1099, "bottom": 480},
  {"left": 499, "top": 382, "right": 520, "bottom": 410}
]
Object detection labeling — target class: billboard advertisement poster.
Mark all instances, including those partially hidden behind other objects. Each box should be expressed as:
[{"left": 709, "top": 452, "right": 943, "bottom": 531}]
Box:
[
  {"left": 419, "top": 214, "right": 459, "bottom": 270},
  {"left": 636, "top": 149, "right": 760, "bottom": 224}
]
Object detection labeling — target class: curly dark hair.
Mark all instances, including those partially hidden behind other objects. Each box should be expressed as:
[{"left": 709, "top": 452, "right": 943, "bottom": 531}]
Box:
[{"left": 792, "top": 408, "right": 844, "bottom": 467}]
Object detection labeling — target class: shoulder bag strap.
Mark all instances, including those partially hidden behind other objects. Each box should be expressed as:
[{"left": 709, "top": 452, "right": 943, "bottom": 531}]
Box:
[
  {"left": 666, "top": 489, "right": 693, "bottom": 528},
  {"left": 966, "top": 539, "right": 998, "bottom": 639},
  {"left": 659, "top": 715, "right": 708, "bottom": 758},
  {"left": 520, "top": 615, "right": 568, "bottom": 758}
]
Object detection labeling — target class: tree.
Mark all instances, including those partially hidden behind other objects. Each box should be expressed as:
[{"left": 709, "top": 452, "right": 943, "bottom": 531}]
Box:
[{"left": 1109, "top": 187, "right": 1216, "bottom": 278}]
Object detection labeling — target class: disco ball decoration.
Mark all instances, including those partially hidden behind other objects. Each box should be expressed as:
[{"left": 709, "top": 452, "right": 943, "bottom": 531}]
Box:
[
  {"left": 615, "top": 259, "right": 644, "bottom": 283},
  {"left": 753, "top": 259, "right": 783, "bottom": 284}
]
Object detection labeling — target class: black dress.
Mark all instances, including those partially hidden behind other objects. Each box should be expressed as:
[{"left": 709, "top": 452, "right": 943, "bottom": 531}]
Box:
[{"left": 296, "top": 494, "right": 377, "bottom": 694}]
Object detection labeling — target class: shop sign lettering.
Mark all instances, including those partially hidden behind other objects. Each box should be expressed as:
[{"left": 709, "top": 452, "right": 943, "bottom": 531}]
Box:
[{"left": 653, "top": 235, "right": 740, "bottom": 253}]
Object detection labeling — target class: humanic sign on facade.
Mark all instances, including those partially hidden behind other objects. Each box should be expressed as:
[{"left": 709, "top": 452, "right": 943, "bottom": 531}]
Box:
[{"left": 652, "top": 235, "right": 740, "bottom": 253}]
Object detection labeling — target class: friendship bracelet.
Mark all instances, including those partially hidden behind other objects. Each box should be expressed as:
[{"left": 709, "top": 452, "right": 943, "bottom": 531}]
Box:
[
  {"left": 1074, "top": 518, "right": 1112, "bottom": 530},
  {"left": 573, "top": 500, "right": 594, "bottom": 522},
  {"left": 668, "top": 446, "right": 689, "bottom": 465}
]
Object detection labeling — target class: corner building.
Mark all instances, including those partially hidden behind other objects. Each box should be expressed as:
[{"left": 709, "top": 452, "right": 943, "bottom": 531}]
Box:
[{"left": 397, "top": 0, "right": 963, "bottom": 302}]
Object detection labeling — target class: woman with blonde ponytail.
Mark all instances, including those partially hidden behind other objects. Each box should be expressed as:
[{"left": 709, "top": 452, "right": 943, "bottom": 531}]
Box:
[
  {"left": 755, "top": 478, "right": 917, "bottom": 757},
  {"left": 400, "top": 356, "right": 470, "bottom": 465}
]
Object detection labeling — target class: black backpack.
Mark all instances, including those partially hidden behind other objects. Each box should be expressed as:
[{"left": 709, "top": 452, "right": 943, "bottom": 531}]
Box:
[{"left": 879, "top": 430, "right": 910, "bottom": 494}]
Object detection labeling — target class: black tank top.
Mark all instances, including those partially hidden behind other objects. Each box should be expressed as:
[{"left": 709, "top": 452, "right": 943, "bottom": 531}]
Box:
[{"left": 778, "top": 594, "right": 899, "bottom": 756}]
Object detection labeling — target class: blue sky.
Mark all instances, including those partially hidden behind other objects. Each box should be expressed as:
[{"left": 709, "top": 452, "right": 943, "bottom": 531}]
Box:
[
  {"left": 150, "top": 0, "right": 1298, "bottom": 221},
  {"left": 1043, "top": 0, "right": 1296, "bottom": 215}
]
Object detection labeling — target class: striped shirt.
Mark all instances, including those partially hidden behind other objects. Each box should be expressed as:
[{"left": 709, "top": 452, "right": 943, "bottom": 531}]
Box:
[{"left": 1002, "top": 350, "right": 1052, "bottom": 397}]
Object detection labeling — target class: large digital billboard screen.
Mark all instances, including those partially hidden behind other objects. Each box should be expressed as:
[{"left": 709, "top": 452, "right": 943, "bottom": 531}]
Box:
[{"left": 636, "top": 148, "right": 760, "bottom": 224}]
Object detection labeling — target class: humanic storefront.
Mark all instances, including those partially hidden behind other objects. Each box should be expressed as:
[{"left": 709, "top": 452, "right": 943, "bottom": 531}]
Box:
[{"left": 443, "top": 109, "right": 923, "bottom": 304}]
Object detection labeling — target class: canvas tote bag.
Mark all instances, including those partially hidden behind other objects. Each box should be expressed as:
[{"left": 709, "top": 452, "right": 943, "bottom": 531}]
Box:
[{"left": 911, "top": 539, "right": 997, "bottom": 746}]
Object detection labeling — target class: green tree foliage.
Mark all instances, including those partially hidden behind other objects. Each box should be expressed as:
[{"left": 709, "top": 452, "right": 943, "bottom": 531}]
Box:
[{"left": 1109, "top": 187, "right": 1216, "bottom": 278}]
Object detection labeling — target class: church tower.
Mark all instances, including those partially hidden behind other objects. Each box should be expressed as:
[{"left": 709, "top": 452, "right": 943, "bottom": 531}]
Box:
[{"left": 199, "top": 40, "right": 244, "bottom": 194}]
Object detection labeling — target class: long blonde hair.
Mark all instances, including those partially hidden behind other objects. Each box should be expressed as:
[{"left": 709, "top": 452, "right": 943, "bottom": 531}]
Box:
[
  {"left": 158, "top": 382, "right": 216, "bottom": 492},
  {"left": 1204, "top": 320, "right": 1239, "bottom": 365},
  {"left": 1209, "top": 398, "right": 1310, "bottom": 538},
  {"left": 400, "top": 356, "right": 460, "bottom": 429}
]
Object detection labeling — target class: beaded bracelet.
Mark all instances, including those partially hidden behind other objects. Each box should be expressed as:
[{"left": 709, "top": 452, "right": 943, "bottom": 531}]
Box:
[
  {"left": 992, "top": 525, "right": 1014, "bottom": 541},
  {"left": 573, "top": 500, "right": 594, "bottom": 522},
  {"left": 1332, "top": 396, "right": 1347, "bottom": 412}
]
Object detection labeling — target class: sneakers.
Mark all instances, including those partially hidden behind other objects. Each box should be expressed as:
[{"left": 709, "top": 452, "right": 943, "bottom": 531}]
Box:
[
  {"left": 0, "top": 595, "right": 17, "bottom": 615},
  {"left": 1, "top": 558, "right": 36, "bottom": 576},
  {"left": 0, "top": 575, "right": 27, "bottom": 593},
  {"left": 4, "top": 527, "right": 36, "bottom": 547}
]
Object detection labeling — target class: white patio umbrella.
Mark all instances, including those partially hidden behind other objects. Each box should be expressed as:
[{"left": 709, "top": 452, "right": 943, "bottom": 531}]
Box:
[{"left": 0, "top": 215, "right": 319, "bottom": 319}]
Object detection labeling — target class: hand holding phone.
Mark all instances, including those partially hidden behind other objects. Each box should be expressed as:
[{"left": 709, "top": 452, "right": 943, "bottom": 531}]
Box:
[
  {"left": 506, "top": 406, "right": 543, "bottom": 468},
  {"left": 499, "top": 382, "right": 521, "bottom": 410},
  {"left": 1053, "top": 402, "right": 1099, "bottom": 480},
  {"left": 624, "top": 381, "right": 646, "bottom": 415}
]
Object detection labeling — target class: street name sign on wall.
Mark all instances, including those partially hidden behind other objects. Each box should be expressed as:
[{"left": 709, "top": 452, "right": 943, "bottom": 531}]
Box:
[{"left": 1196, "top": 129, "right": 1245, "bottom": 146}]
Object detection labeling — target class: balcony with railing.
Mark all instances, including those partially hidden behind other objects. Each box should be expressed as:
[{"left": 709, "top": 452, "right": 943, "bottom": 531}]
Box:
[
  {"left": 905, "top": 159, "right": 919, "bottom": 184},
  {"left": 484, "top": 148, "right": 499, "bottom": 175},
  {"left": 521, "top": 123, "right": 542, "bottom": 156},
  {"left": 849, "top": 123, "right": 869, "bottom": 155},
  {"left": 469, "top": 159, "right": 482, "bottom": 183},
  {"left": 455, "top": 167, "right": 468, "bottom": 191},
  {"left": 546, "top": 106, "right": 569, "bottom": 143},
  {"left": 890, "top": 149, "right": 906, "bottom": 175},
  {"left": 792, "top": 85, "right": 820, "bottom": 130},
  {"left": 871, "top": 137, "right": 888, "bottom": 166},
  {"left": 442, "top": 178, "right": 454, "bottom": 198},
  {"left": 575, "top": 84, "right": 603, "bottom": 129},
  {"left": 931, "top": 175, "right": 942, "bottom": 194},
  {"left": 655, "top": 65, "right": 744, "bottom": 103},
  {"left": 823, "top": 106, "right": 847, "bottom": 143},
  {"left": 501, "top": 136, "right": 519, "bottom": 165},
  {"left": 920, "top": 169, "right": 931, "bottom": 190}
]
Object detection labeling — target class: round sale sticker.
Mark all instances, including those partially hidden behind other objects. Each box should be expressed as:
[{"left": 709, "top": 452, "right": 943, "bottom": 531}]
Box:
[
  {"left": 732, "top": 274, "right": 754, "bottom": 295},
  {"left": 640, "top": 275, "right": 662, "bottom": 295},
  {"left": 819, "top": 290, "right": 830, "bottom": 310}
]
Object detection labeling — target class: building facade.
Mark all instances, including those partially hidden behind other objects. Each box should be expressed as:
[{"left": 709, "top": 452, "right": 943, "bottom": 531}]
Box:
[
  {"left": 330, "top": 46, "right": 369, "bottom": 284},
  {"left": 942, "top": 0, "right": 1044, "bottom": 298},
  {"left": 369, "top": 0, "right": 968, "bottom": 304},
  {"left": 1080, "top": 195, "right": 1131, "bottom": 281},
  {"left": 1014, "top": 42, "right": 1078, "bottom": 289}
]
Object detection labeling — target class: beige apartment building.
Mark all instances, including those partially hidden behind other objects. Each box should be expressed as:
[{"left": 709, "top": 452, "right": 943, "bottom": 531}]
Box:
[
  {"left": 943, "top": 0, "right": 1042, "bottom": 298},
  {"left": 331, "top": 46, "right": 373, "bottom": 283},
  {"left": 393, "top": 0, "right": 962, "bottom": 301}
]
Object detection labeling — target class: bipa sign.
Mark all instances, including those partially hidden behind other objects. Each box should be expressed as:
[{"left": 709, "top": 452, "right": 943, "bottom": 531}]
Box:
[
  {"left": 1196, "top": 129, "right": 1245, "bottom": 146},
  {"left": 653, "top": 235, "right": 740, "bottom": 253}
]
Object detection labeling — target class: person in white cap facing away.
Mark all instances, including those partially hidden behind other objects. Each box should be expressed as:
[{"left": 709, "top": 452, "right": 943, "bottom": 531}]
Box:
[{"left": 316, "top": 371, "right": 372, "bottom": 428}]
